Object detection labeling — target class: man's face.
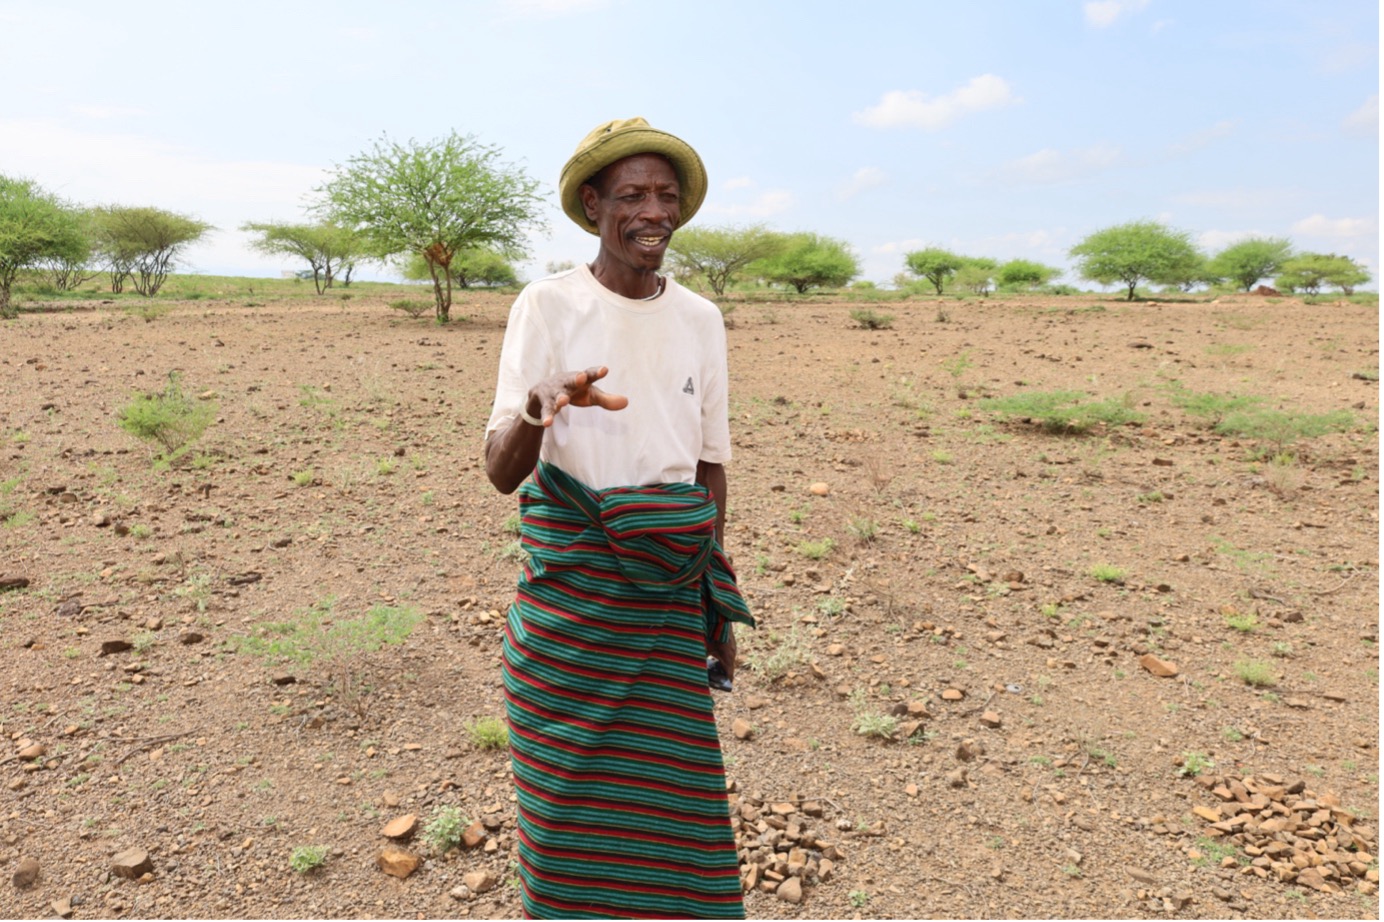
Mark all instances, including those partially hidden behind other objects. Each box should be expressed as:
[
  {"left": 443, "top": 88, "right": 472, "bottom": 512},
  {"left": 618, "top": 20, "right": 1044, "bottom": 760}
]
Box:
[{"left": 581, "top": 153, "right": 681, "bottom": 273}]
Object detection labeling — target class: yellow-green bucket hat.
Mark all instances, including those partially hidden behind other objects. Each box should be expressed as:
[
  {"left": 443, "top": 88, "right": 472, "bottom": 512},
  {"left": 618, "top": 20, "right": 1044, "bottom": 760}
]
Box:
[{"left": 559, "top": 117, "right": 707, "bottom": 235}]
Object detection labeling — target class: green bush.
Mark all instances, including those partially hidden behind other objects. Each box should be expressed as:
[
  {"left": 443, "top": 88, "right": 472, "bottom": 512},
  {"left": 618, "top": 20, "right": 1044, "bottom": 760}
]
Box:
[
  {"left": 289, "top": 844, "right": 328, "bottom": 874},
  {"left": 388, "top": 298, "right": 432, "bottom": 319},
  {"left": 849, "top": 308, "right": 895, "bottom": 330},
  {"left": 978, "top": 390, "right": 1143, "bottom": 433},
  {"left": 464, "top": 716, "right": 509, "bottom": 750},
  {"left": 1215, "top": 408, "right": 1354, "bottom": 453},
  {"left": 422, "top": 805, "right": 469, "bottom": 854},
  {"left": 117, "top": 372, "right": 216, "bottom": 463}
]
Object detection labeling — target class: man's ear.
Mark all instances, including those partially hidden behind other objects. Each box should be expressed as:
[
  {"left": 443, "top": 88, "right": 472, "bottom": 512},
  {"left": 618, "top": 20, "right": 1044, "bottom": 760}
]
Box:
[{"left": 579, "top": 183, "right": 600, "bottom": 224}]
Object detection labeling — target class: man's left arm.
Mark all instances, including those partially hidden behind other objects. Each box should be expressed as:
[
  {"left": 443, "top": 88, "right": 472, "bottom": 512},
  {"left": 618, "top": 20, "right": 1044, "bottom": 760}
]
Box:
[{"left": 695, "top": 460, "right": 726, "bottom": 547}]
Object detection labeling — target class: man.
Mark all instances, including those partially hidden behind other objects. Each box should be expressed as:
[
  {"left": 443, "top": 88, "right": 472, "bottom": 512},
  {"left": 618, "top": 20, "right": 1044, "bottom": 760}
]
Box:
[{"left": 483, "top": 118, "right": 752, "bottom": 919}]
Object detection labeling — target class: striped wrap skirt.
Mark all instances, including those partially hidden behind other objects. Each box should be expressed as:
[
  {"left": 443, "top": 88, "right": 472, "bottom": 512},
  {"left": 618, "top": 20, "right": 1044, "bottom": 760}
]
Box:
[{"left": 502, "top": 461, "right": 754, "bottom": 919}]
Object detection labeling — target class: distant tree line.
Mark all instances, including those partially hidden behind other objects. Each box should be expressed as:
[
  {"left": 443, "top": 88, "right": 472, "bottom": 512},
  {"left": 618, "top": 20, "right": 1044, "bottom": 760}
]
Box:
[{"left": 0, "top": 174, "right": 213, "bottom": 317}]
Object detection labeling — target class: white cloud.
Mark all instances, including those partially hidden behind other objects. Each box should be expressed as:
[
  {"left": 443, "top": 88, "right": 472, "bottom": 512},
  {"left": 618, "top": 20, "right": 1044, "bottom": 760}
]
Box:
[
  {"left": 837, "top": 167, "right": 887, "bottom": 201},
  {"left": 998, "top": 143, "right": 1123, "bottom": 184},
  {"left": 852, "top": 75, "right": 1019, "bottom": 130},
  {"left": 1084, "top": 0, "right": 1150, "bottom": 28},
  {"left": 1173, "top": 187, "right": 1292, "bottom": 209},
  {"left": 1343, "top": 94, "right": 1378, "bottom": 137},
  {"left": 722, "top": 176, "right": 754, "bottom": 190},
  {"left": 1292, "top": 214, "right": 1376, "bottom": 239},
  {"left": 1166, "top": 119, "right": 1236, "bottom": 156},
  {"left": 703, "top": 189, "right": 794, "bottom": 220}
]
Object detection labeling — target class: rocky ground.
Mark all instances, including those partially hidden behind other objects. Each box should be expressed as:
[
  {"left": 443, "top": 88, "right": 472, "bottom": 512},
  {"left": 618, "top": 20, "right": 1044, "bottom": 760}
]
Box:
[{"left": 0, "top": 289, "right": 1378, "bottom": 920}]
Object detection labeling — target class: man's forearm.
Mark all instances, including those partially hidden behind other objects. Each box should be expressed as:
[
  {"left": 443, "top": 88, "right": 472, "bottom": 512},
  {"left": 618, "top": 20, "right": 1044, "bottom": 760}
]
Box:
[
  {"left": 696, "top": 461, "right": 727, "bottom": 546},
  {"left": 485, "top": 415, "right": 545, "bottom": 494}
]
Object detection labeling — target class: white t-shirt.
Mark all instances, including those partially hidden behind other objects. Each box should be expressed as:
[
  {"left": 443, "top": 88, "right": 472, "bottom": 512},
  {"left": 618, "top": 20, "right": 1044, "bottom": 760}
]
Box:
[{"left": 485, "top": 264, "right": 732, "bottom": 490}]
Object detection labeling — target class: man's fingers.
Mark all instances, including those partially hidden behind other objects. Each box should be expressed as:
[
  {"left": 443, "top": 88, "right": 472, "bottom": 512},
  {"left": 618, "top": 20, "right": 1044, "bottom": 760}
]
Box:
[{"left": 589, "top": 386, "right": 629, "bottom": 411}]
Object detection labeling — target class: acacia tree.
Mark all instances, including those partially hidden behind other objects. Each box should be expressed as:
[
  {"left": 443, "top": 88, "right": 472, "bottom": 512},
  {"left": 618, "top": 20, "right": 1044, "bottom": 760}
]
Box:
[
  {"left": 94, "top": 206, "right": 211, "bottom": 296},
  {"left": 42, "top": 207, "right": 99, "bottom": 291},
  {"left": 666, "top": 224, "right": 784, "bottom": 297},
  {"left": 1069, "top": 220, "right": 1204, "bottom": 300},
  {"left": 400, "top": 246, "right": 518, "bottom": 288},
  {"left": 0, "top": 175, "right": 87, "bottom": 318},
  {"left": 317, "top": 132, "right": 545, "bottom": 322},
  {"left": 903, "top": 247, "right": 964, "bottom": 294},
  {"left": 242, "top": 221, "right": 363, "bottom": 294},
  {"left": 997, "top": 259, "right": 1061, "bottom": 290},
  {"left": 1206, "top": 237, "right": 1294, "bottom": 292},
  {"left": 954, "top": 256, "right": 997, "bottom": 296},
  {"left": 752, "top": 232, "right": 858, "bottom": 293},
  {"left": 1276, "top": 253, "right": 1371, "bottom": 296}
]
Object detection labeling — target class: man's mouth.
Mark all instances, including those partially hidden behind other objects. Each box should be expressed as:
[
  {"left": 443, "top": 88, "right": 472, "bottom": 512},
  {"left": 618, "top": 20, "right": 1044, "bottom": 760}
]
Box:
[{"left": 633, "top": 235, "right": 666, "bottom": 247}]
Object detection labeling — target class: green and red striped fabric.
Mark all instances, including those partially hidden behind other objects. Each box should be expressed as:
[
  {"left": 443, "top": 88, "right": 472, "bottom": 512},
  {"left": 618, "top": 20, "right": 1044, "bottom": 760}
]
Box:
[{"left": 503, "top": 462, "right": 754, "bottom": 919}]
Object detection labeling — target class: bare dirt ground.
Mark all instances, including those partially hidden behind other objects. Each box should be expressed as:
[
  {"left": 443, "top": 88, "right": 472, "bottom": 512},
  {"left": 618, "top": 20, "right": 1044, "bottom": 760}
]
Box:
[{"left": 0, "top": 290, "right": 1378, "bottom": 920}]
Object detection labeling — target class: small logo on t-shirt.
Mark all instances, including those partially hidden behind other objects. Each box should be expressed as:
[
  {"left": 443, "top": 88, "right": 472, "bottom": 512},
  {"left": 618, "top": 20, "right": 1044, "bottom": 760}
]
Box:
[{"left": 683, "top": 377, "right": 695, "bottom": 395}]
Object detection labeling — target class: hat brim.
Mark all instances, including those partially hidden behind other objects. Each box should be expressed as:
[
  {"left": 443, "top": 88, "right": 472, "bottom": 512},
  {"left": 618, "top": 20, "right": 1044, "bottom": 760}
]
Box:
[{"left": 559, "top": 127, "right": 707, "bottom": 235}]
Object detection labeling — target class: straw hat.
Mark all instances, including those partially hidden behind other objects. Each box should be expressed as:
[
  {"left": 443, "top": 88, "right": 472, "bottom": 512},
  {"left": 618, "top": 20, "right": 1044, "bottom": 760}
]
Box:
[{"left": 559, "top": 117, "right": 707, "bottom": 235}]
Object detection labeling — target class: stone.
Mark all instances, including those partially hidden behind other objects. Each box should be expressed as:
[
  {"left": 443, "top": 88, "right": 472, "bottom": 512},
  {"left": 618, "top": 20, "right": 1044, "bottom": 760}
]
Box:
[
  {"left": 941, "top": 688, "right": 965, "bottom": 701},
  {"left": 905, "top": 783, "right": 919, "bottom": 798},
  {"left": 51, "top": 896, "right": 73, "bottom": 918},
  {"left": 1138, "top": 653, "right": 1178, "bottom": 677},
  {"left": 462, "top": 820, "right": 487, "bottom": 849},
  {"left": 979, "top": 710, "right": 1002, "bottom": 728},
  {"left": 18, "top": 742, "right": 46, "bottom": 761},
  {"left": 449, "top": 884, "right": 472, "bottom": 901},
  {"left": 12, "top": 856, "right": 40, "bottom": 889},
  {"left": 732, "top": 718, "right": 755, "bottom": 740},
  {"left": 0, "top": 575, "right": 31, "bottom": 592},
  {"left": 463, "top": 869, "right": 498, "bottom": 893},
  {"left": 808, "top": 482, "right": 830, "bottom": 497},
  {"left": 945, "top": 768, "right": 968, "bottom": 788},
  {"left": 955, "top": 739, "right": 986, "bottom": 762},
  {"left": 1193, "top": 805, "right": 1221, "bottom": 823},
  {"left": 1126, "top": 866, "right": 1155, "bottom": 884},
  {"left": 178, "top": 630, "right": 205, "bottom": 645},
  {"left": 271, "top": 673, "right": 297, "bottom": 686},
  {"left": 775, "top": 876, "right": 803, "bottom": 904},
  {"left": 376, "top": 847, "right": 420, "bottom": 879},
  {"left": 380, "top": 814, "right": 417, "bottom": 840},
  {"left": 111, "top": 848, "right": 154, "bottom": 879},
  {"left": 906, "top": 700, "right": 932, "bottom": 718}
]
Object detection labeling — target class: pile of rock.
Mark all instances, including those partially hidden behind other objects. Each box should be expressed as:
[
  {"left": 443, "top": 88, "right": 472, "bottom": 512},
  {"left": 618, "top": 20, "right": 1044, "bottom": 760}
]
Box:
[
  {"left": 727, "top": 785, "right": 844, "bottom": 905},
  {"left": 1187, "top": 771, "right": 1378, "bottom": 895}
]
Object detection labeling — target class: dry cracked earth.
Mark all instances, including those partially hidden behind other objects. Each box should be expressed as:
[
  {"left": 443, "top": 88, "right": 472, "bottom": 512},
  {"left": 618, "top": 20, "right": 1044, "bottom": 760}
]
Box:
[{"left": 0, "top": 290, "right": 1378, "bottom": 920}]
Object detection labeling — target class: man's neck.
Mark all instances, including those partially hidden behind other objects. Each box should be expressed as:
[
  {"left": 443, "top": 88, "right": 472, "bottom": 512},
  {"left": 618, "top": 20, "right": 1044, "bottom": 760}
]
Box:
[{"left": 588, "top": 256, "right": 662, "bottom": 299}]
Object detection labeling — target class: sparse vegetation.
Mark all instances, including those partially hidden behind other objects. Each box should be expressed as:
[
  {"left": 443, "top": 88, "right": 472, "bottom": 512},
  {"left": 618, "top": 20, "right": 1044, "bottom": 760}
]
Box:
[
  {"left": 116, "top": 372, "right": 215, "bottom": 464},
  {"left": 979, "top": 390, "right": 1143, "bottom": 433},
  {"left": 464, "top": 716, "right": 509, "bottom": 750},
  {"left": 1234, "top": 659, "right": 1277, "bottom": 687},
  {"left": 422, "top": 805, "right": 469, "bottom": 854},
  {"left": 289, "top": 844, "right": 328, "bottom": 874}
]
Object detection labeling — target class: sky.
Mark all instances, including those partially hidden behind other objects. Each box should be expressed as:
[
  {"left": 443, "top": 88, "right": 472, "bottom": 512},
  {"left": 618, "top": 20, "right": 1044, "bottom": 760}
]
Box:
[{"left": 0, "top": 0, "right": 1377, "bottom": 288}]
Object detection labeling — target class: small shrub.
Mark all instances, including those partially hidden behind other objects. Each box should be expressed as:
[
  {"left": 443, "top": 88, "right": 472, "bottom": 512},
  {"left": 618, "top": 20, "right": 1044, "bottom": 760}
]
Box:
[
  {"left": 979, "top": 390, "right": 1143, "bottom": 433},
  {"left": 1234, "top": 659, "right": 1277, "bottom": 687},
  {"left": 1169, "top": 389, "right": 1263, "bottom": 427},
  {"left": 1216, "top": 408, "right": 1354, "bottom": 453},
  {"left": 117, "top": 372, "right": 216, "bottom": 463},
  {"left": 743, "top": 627, "right": 811, "bottom": 680},
  {"left": 464, "top": 716, "right": 509, "bottom": 750},
  {"left": 849, "top": 308, "right": 894, "bottom": 330},
  {"left": 1224, "top": 611, "right": 1259, "bottom": 633},
  {"left": 421, "top": 805, "right": 468, "bottom": 854},
  {"left": 847, "top": 517, "right": 877, "bottom": 543},
  {"left": 796, "top": 537, "right": 835, "bottom": 560},
  {"left": 849, "top": 689, "right": 898, "bottom": 740},
  {"left": 388, "top": 299, "right": 432, "bottom": 319},
  {"left": 291, "top": 468, "right": 315, "bottom": 487},
  {"left": 1089, "top": 564, "right": 1126, "bottom": 584},
  {"left": 289, "top": 844, "right": 328, "bottom": 874},
  {"left": 1179, "top": 751, "right": 1214, "bottom": 777}
]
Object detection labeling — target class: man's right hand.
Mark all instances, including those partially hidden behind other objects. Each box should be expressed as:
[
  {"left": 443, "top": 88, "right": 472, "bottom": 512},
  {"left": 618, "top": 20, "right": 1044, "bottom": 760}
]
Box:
[
  {"left": 484, "top": 365, "right": 629, "bottom": 495},
  {"left": 527, "top": 365, "right": 629, "bottom": 426}
]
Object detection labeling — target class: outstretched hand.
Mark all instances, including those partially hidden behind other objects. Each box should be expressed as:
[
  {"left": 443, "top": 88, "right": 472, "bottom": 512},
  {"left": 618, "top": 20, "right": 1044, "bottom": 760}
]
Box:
[{"left": 529, "top": 365, "right": 628, "bottom": 425}]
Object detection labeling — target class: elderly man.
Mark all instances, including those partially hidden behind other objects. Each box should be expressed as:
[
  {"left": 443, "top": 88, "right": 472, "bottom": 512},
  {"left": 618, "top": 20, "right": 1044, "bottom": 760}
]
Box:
[{"left": 483, "top": 118, "right": 752, "bottom": 919}]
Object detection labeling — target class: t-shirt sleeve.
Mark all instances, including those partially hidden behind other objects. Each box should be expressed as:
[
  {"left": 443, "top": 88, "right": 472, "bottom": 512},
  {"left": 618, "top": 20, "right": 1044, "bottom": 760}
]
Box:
[
  {"left": 698, "top": 312, "right": 732, "bottom": 465},
  {"left": 485, "top": 289, "right": 554, "bottom": 439}
]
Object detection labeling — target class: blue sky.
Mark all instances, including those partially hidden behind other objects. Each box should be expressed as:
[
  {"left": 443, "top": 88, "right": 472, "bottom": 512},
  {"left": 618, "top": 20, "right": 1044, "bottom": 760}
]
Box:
[{"left": 1, "top": 0, "right": 1377, "bottom": 288}]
